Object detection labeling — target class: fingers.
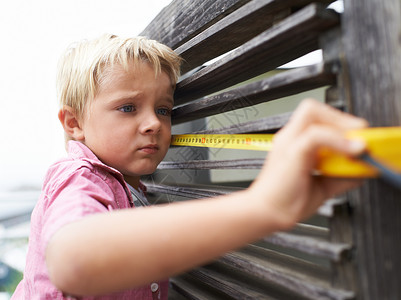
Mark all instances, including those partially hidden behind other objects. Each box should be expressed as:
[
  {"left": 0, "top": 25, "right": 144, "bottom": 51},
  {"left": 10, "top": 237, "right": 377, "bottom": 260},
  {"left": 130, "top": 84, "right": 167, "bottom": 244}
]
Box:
[
  {"left": 279, "top": 99, "right": 368, "bottom": 142},
  {"left": 294, "top": 125, "right": 367, "bottom": 166},
  {"left": 255, "top": 99, "right": 368, "bottom": 228},
  {"left": 273, "top": 99, "right": 368, "bottom": 165}
]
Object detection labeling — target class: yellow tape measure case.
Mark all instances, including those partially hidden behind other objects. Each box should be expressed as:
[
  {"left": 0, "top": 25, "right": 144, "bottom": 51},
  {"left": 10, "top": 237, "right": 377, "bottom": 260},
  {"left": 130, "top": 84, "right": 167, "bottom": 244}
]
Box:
[{"left": 317, "top": 127, "right": 401, "bottom": 177}]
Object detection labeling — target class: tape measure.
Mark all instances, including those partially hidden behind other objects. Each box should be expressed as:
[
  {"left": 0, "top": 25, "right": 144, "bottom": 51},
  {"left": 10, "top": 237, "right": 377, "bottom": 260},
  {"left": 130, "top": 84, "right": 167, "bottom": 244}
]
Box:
[
  {"left": 171, "top": 127, "right": 401, "bottom": 178},
  {"left": 171, "top": 134, "right": 274, "bottom": 151},
  {"left": 317, "top": 127, "right": 401, "bottom": 178}
]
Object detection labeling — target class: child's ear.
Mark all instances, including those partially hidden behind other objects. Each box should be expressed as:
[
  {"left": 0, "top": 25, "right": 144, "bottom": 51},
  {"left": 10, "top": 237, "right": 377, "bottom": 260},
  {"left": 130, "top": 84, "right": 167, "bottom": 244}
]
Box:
[{"left": 58, "top": 106, "right": 85, "bottom": 141}]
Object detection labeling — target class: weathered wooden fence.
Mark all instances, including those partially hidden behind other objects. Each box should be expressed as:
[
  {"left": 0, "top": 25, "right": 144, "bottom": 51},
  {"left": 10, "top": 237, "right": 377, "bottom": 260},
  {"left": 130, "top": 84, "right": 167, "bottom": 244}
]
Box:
[{"left": 140, "top": 0, "right": 401, "bottom": 299}]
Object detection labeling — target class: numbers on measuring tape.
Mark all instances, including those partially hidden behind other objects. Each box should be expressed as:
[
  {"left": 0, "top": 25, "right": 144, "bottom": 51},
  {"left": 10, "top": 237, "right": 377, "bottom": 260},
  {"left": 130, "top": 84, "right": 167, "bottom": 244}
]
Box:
[{"left": 171, "top": 134, "right": 274, "bottom": 151}]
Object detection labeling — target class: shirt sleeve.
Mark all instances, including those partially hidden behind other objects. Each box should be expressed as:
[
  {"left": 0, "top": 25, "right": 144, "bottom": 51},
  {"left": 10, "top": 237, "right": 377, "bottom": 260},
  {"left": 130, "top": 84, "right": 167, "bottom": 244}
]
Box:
[{"left": 41, "top": 166, "right": 116, "bottom": 254}]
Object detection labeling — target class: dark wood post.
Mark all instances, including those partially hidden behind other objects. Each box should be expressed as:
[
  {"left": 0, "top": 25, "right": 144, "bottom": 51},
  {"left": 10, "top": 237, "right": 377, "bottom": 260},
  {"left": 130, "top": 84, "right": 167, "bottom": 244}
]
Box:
[{"left": 342, "top": 0, "right": 401, "bottom": 299}]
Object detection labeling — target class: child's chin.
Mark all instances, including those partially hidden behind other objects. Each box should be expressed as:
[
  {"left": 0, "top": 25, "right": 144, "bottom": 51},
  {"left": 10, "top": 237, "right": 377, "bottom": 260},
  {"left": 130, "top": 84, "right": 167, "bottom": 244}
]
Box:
[{"left": 141, "top": 166, "right": 158, "bottom": 176}]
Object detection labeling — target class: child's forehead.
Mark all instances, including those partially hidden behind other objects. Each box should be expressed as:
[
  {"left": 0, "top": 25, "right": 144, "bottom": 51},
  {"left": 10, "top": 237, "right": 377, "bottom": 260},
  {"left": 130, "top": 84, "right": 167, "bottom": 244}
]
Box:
[
  {"left": 103, "top": 60, "right": 148, "bottom": 77},
  {"left": 98, "top": 61, "right": 144, "bottom": 87},
  {"left": 98, "top": 60, "right": 173, "bottom": 89},
  {"left": 95, "top": 60, "right": 174, "bottom": 96}
]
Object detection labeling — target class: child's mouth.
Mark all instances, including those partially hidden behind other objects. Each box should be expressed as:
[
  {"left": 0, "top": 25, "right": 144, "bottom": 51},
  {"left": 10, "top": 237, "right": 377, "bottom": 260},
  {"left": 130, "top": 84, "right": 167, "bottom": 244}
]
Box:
[{"left": 139, "top": 144, "right": 159, "bottom": 154}]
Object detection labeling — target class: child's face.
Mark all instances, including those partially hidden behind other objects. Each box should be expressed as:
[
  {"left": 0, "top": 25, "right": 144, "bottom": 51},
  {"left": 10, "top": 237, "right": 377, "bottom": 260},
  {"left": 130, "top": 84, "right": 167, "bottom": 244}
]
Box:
[{"left": 80, "top": 61, "right": 174, "bottom": 188}]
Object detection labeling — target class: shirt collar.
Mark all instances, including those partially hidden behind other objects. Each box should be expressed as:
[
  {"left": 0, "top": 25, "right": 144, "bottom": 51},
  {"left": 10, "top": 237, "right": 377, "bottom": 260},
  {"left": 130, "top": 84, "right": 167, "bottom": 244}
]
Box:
[{"left": 67, "top": 140, "right": 147, "bottom": 196}]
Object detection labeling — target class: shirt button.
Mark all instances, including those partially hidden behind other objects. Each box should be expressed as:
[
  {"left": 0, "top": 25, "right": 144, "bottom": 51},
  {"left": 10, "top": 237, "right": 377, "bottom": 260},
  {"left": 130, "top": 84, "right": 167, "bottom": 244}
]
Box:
[{"left": 151, "top": 282, "right": 159, "bottom": 293}]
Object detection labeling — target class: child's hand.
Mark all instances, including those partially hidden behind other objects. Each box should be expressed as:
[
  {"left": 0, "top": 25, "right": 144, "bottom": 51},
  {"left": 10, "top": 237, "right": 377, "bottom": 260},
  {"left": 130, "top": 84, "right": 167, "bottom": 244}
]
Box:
[{"left": 250, "top": 99, "right": 368, "bottom": 231}]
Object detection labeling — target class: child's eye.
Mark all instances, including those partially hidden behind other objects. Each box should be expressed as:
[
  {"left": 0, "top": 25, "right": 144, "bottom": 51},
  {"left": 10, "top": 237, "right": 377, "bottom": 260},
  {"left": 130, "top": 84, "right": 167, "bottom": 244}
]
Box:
[
  {"left": 118, "top": 105, "right": 135, "bottom": 113},
  {"left": 156, "top": 108, "right": 171, "bottom": 116}
]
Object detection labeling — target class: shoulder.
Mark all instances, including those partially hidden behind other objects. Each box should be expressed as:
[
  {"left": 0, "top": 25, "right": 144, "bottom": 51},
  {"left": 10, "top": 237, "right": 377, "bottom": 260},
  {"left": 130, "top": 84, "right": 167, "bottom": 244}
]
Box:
[
  {"left": 41, "top": 144, "right": 130, "bottom": 209},
  {"left": 45, "top": 141, "right": 123, "bottom": 190},
  {"left": 43, "top": 156, "right": 105, "bottom": 191}
]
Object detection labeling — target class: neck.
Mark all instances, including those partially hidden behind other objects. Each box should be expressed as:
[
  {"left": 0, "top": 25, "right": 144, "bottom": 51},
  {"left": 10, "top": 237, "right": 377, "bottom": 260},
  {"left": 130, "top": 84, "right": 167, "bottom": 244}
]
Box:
[{"left": 124, "top": 175, "right": 141, "bottom": 190}]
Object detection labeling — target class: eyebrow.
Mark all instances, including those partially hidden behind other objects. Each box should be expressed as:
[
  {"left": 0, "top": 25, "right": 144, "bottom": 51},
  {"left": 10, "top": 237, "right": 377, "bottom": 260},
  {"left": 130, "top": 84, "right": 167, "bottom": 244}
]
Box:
[
  {"left": 110, "top": 94, "right": 141, "bottom": 104},
  {"left": 102, "top": 92, "right": 141, "bottom": 108},
  {"left": 108, "top": 93, "right": 174, "bottom": 107}
]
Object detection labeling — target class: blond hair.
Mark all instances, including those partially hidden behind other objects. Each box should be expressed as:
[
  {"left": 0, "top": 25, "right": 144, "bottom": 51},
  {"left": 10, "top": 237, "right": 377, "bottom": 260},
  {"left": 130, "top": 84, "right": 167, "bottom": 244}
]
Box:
[{"left": 57, "top": 34, "right": 182, "bottom": 121}]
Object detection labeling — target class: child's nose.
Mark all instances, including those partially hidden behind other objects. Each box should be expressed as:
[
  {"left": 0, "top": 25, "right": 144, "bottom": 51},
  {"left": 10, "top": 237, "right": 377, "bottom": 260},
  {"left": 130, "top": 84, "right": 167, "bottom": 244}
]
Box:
[{"left": 140, "top": 111, "right": 161, "bottom": 134}]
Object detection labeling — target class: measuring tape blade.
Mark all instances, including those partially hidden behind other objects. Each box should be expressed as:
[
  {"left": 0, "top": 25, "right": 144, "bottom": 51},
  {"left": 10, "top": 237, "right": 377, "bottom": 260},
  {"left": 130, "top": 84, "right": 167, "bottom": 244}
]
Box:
[
  {"left": 171, "top": 134, "right": 274, "bottom": 151},
  {"left": 170, "top": 128, "right": 401, "bottom": 179}
]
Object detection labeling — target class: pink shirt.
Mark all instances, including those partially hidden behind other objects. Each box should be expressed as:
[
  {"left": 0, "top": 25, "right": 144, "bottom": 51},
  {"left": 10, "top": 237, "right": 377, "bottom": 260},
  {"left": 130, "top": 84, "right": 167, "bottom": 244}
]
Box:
[{"left": 12, "top": 141, "right": 168, "bottom": 299}]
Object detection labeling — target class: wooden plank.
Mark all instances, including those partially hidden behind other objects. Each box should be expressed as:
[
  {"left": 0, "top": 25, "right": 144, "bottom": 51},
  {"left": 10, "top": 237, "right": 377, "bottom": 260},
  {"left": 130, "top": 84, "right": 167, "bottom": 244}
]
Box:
[
  {"left": 140, "top": 0, "right": 335, "bottom": 53},
  {"left": 328, "top": 198, "right": 356, "bottom": 291},
  {"left": 342, "top": 0, "right": 401, "bottom": 298},
  {"left": 172, "top": 63, "right": 335, "bottom": 124},
  {"left": 174, "top": 4, "right": 339, "bottom": 105},
  {"left": 192, "top": 112, "right": 290, "bottom": 134},
  {"left": 263, "top": 232, "right": 351, "bottom": 262},
  {"left": 145, "top": 182, "right": 351, "bottom": 222},
  {"left": 170, "top": 276, "right": 214, "bottom": 300},
  {"left": 186, "top": 268, "right": 274, "bottom": 299},
  {"left": 182, "top": 246, "right": 336, "bottom": 299},
  {"left": 144, "top": 182, "right": 240, "bottom": 199},
  {"left": 239, "top": 244, "right": 330, "bottom": 282},
  {"left": 165, "top": 287, "right": 190, "bottom": 300},
  {"left": 158, "top": 158, "right": 265, "bottom": 170},
  {"left": 290, "top": 223, "right": 329, "bottom": 240},
  {"left": 140, "top": 0, "right": 251, "bottom": 48},
  {"left": 175, "top": 0, "right": 321, "bottom": 73},
  {"left": 219, "top": 251, "right": 355, "bottom": 300}
]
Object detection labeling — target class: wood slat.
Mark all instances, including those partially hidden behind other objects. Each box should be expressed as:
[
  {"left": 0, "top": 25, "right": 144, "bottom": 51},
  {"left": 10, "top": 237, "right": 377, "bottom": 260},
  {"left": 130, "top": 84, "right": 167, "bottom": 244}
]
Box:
[
  {"left": 180, "top": 246, "right": 336, "bottom": 299},
  {"left": 144, "top": 182, "right": 239, "bottom": 199},
  {"left": 145, "top": 182, "right": 350, "bottom": 222},
  {"left": 342, "top": 0, "right": 401, "bottom": 298},
  {"left": 140, "top": 0, "right": 251, "bottom": 49},
  {"left": 186, "top": 268, "right": 273, "bottom": 299},
  {"left": 158, "top": 158, "right": 265, "bottom": 170},
  {"left": 174, "top": 4, "right": 339, "bottom": 105},
  {"left": 175, "top": 0, "right": 327, "bottom": 73},
  {"left": 263, "top": 232, "right": 351, "bottom": 262},
  {"left": 219, "top": 251, "right": 355, "bottom": 300},
  {"left": 170, "top": 276, "right": 215, "bottom": 300},
  {"left": 291, "top": 223, "right": 329, "bottom": 240},
  {"left": 172, "top": 63, "right": 335, "bottom": 125},
  {"left": 237, "top": 244, "right": 330, "bottom": 282},
  {"left": 327, "top": 197, "right": 356, "bottom": 291},
  {"left": 192, "top": 112, "right": 290, "bottom": 134}
]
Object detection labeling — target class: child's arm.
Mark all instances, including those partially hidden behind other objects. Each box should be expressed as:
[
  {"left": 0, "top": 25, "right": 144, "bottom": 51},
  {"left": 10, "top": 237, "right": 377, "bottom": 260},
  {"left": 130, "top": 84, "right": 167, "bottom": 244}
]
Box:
[{"left": 46, "top": 99, "right": 368, "bottom": 296}]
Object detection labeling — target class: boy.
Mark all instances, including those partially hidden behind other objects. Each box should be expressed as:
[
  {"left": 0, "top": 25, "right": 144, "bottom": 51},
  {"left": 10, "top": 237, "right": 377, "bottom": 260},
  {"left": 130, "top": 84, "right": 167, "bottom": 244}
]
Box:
[{"left": 13, "top": 34, "right": 367, "bottom": 299}]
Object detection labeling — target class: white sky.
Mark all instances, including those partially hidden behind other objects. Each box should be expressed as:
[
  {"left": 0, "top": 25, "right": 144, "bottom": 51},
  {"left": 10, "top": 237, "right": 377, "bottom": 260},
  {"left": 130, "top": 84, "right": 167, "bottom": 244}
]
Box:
[{"left": 0, "top": 0, "right": 172, "bottom": 191}]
